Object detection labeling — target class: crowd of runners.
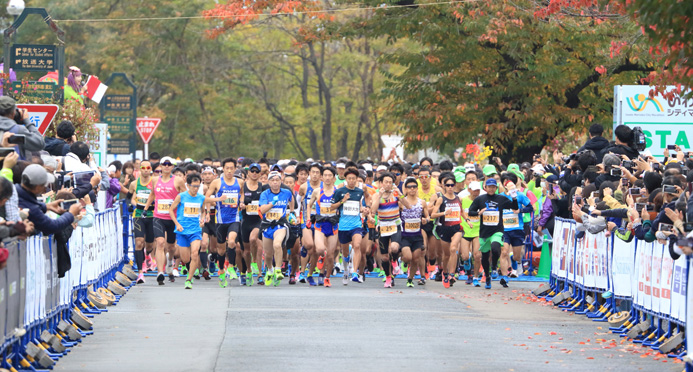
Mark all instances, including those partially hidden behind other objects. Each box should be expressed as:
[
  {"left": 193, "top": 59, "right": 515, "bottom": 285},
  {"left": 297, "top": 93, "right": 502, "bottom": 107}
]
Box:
[{"left": 124, "top": 124, "right": 693, "bottom": 291}]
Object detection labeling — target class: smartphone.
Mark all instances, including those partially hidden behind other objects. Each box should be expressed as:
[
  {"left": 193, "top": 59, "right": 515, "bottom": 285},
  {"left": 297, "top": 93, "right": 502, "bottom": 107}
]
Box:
[
  {"left": 684, "top": 222, "right": 693, "bottom": 232},
  {"left": 635, "top": 202, "right": 647, "bottom": 212},
  {"left": 663, "top": 184, "right": 678, "bottom": 194},
  {"left": 594, "top": 198, "right": 601, "bottom": 204},
  {"left": 622, "top": 160, "right": 634, "bottom": 169},
  {"left": 660, "top": 223, "right": 674, "bottom": 232},
  {"left": 652, "top": 163, "right": 661, "bottom": 172},
  {"left": 621, "top": 178, "right": 629, "bottom": 185},
  {"left": 591, "top": 191, "right": 599, "bottom": 199},
  {"left": 629, "top": 187, "right": 641, "bottom": 195},
  {"left": 8, "top": 134, "right": 25, "bottom": 145},
  {"left": 647, "top": 204, "right": 654, "bottom": 211},
  {"left": 667, "top": 145, "right": 677, "bottom": 150},
  {"left": 0, "top": 147, "right": 14, "bottom": 157},
  {"left": 60, "top": 199, "right": 79, "bottom": 210},
  {"left": 552, "top": 185, "right": 561, "bottom": 195},
  {"left": 610, "top": 168, "right": 622, "bottom": 177},
  {"left": 574, "top": 196, "right": 582, "bottom": 204}
]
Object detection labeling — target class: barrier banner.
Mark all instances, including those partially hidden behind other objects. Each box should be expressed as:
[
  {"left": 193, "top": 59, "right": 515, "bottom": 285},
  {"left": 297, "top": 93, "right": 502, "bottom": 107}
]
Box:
[
  {"left": 651, "top": 243, "right": 664, "bottom": 314},
  {"left": 660, "top": 248, "right": 674, "bottom": 316},
  {"left": 612, "top": 236, "right": 635, "bottom": 298},
  {"left": 672, "top": 257, "right": 687, "bottom": 322},
  {"left": 0, "top": 251, "right": 6, "bottom": 341},
  {"left": 595, "top": 232, "right": 609, "bottom": 290},
  {"left": 575, "top": 235, "right": 585, "bottom": 286},
  {"left": 6, "top": 241, "right": 19, "bottom": 339}
]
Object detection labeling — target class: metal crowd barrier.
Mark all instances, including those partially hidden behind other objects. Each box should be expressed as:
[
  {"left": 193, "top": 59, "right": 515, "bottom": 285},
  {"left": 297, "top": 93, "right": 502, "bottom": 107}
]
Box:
[
  {"left": 536, "top": 217, "right": 688, "bottom": 361},
  {"left": 0, "top": 202, "right": 132, "bottom": 371}
]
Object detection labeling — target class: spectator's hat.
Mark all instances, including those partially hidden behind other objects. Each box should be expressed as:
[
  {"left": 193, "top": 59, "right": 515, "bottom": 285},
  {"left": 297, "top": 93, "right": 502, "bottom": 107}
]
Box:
[
  {"left": 507, "top": 163, "right": 525, "bottom": 181},
  {"left": 0, "top": 96, "right": 16, "bottom": 111},
  {"left": 22, "top": 164, "right": 55, "bottom": 186}
]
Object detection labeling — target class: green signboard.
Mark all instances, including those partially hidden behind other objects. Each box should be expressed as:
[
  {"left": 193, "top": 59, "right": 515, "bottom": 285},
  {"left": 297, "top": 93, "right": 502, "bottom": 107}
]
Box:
[
  {"left": 11, "top": 81, "right": 56, "bottom": 98},
  {"left": 9, "top": 44, "right": 56, "bottom": 72},
  {"left": 108, "top": 138, "right": 130, "bottom": 155},
  {"left": 103, "top": 115, "right": 131, "bottom": 134}
]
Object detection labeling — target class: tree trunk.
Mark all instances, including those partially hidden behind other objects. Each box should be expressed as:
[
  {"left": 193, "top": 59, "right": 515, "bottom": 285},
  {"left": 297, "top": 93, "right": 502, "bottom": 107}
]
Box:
[
  {"left": 308, "top": 42, "right": 333, "bottom": 160},
  {"left": 309, "top": 128, "right": 320, "bottom": 160}
]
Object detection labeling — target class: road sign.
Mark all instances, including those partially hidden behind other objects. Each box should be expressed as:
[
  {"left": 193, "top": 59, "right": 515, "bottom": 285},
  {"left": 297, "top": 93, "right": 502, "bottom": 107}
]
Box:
[
  {"left": 17, "top": 103, "right": 59, "bottom": 135},
  {"left": 10, "top": 44, "right": 56, "bottom": 72},
  {"left": 135, "top": 118, "right": 161, "bottom": 144}
]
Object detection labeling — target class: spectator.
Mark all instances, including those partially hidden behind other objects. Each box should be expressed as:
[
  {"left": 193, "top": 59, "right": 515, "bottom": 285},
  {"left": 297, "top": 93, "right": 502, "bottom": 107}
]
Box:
[
  {"left": 106, "top": 161, "right": 128, "bottom": 208},
  {"left": 0, "top": 151, "right": 19, "bottom": 222},
  {"left": 578, "top": 123, "right": 610, "bottom": 161},
  {"left": 64, "top": 141, "right": 109, "bottom": 200},
  {"left": 16, "top": 164, "right": 82, "bottom": 235},
  {"left": 0, "top": 177, "right": 30, "bottom": 240},
  {"left": 149, "top": 152, "right": 161, "bottom": 169},
  {"left": 600, "top": 125, "right": 639, "bottom": 160},
  {"left": 44, "top": 120, "right": 76, "bottom": 157},
  {"left": 0, "top": 96, "right": 45, "bottom": 159}
]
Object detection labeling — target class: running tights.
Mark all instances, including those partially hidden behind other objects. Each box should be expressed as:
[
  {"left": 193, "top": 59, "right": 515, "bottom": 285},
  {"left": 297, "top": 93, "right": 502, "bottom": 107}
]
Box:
[
  {"left": 226, "top": 247, "right": 236, "bottom": 267},
  {"left": 135, "top": 250, "right": 145, "bottom": 272},
  {"left": 482, "top": 242, "right": 502, "bottom": 282}
]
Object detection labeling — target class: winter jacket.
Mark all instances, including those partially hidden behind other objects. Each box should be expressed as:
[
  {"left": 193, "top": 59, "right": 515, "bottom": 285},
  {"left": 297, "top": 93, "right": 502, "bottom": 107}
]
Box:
[{"left": 0, "top": 116, "right": 45, "bottom": 159}]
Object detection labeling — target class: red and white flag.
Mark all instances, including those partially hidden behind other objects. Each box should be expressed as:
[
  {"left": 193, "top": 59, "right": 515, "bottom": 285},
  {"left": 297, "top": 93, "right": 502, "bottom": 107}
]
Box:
[{"left": 86, "top": 76, "right": 108, "bottom": 103}]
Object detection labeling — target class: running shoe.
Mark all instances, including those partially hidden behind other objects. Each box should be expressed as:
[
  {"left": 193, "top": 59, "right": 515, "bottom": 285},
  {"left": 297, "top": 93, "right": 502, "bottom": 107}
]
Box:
[
  {"left": 343, "top": 272, "right": 349, "bottom": 286},
  {"left": 227, "top": 267, "right": 238, "bottom": 281},
  {"left": 202, "top": 270, "right": 211, "bottom": 280},
  {"left": 157, "top": 272, "right": 165, "bottom": 285},
  {"left": 418, "top": 277, "right": 426, "bottom": 285},
  {"left": 391, "top": 276, "right": 396, "bottom": 287},
  {"left": 318, "top": 274, "right": 325, "bottom": 286},
  {"left": 172, "top": 268, "right": 180, "bottom": 277},
  {"left": 443, "top": 276, "right": 450, "bottom": 288},
  {"left": 434, "top": 272, "right": 443, "bottom": 282},
  {"left": 500, "top": 276, "right": 509, "bottom": 288},
  {"left": 194, "top": 269, "right": 201, "bottom": 280},
  {"left": 392, "top": 261, "right": 402, "bottom": 276},
  {"left": 465, "top": 275, "right": 473, "bottom": 285},
  {"left": 406, "top": 279, "right": 414, "bottom": 288},
  {"left": 485, "top": 278, "right": 492, "bottom": 289},
  {"left": 334, "top": 260, "right": 343, "bottom": 274},
  {"left": 384, "top": 276, "right": 392, "bottom": 288},
  {"left": 299, "top": 271, "right": 307, "bottom": 283},
  {"left": 246, "top": 272, "right": 253, "bottom": 286},
  {"left": 264, "top": 272, "right": 273, "bottom": 286},
  {"left": 136, "top": 272, "right": 145, "bottom": 284},
  {"left": 168, "top": 273, "right": 175, "bottom": 283},
  {"left": 449, "top": 276, "right": 456, "bottom": 287},
  {"left": 351, "top": 274, "right": 363, "bottom": 283},
  {"left": 181, "top": 267, "right": 188, "bottom": 276},
  {"left": 401, "top": 262, "right": 408, "bottom": 274},
  {"left": 473, "top": 277, "right": 480, "bottom": 287},
  {"left": 184, "top": 280, "right": 192, "bottom": 289},
  {"left": 240, "top": 274, "right": 246, "bottom": 286},
  {"left": 289, "top": 276, "right": 297, "bottom": 285},
  {"left": 274, "top": 268, "right": 284, "bottom": 281},
  {"left": 428, "top": 268, "right": 438, "bottom": 280},
  {"left": 491, "top": 271, "right": 499, "bottom": 280},
  {"left": 463, "top": 259, "right": 472, "bottom": 272},
  {"left": 257, "top": 275, "right": 264, "bottom": 285},
  {"left": 317, "top": 256, "right": 325, "bottom": 271},
  {"left": 509, "top": 269, "right": 519, "bottom": 278},
  {"left": 251, "top": 262, "right": 259, "bottom": 275},
  {"left": 219, "top": 272, "right": 227, "bottom": 288},
  {"left": 307, "top": 275, "right": 316, "bottom": 286},
  {"left": 324, "top": 278, "right": 332, "bottom": 287}
]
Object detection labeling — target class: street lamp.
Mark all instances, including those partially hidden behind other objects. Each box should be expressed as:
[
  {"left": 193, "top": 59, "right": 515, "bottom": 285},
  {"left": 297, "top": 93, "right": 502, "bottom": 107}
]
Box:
[{"left": 6, "top": 0, "right": 24, "bottom": 17}]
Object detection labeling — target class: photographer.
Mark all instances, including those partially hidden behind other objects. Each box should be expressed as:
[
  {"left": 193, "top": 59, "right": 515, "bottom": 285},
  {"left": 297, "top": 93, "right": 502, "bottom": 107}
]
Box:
[
  {"left": 0, "top": 96, "right": 45, "bottom": 160},
  {"left": 44, "top": 120, "right": 76, "bottom": 157},
  {"left": 64, "top": 141, "right": 110, "bottom": 200},
  {"left": 600, "top": 125, "right": 639, "bottom": 160}
]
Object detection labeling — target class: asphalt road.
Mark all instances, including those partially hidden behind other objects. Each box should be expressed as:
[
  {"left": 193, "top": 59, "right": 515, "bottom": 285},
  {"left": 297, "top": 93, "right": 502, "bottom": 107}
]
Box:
[{"left": 56, "top": 276, "right": 681, "bottom": 372}]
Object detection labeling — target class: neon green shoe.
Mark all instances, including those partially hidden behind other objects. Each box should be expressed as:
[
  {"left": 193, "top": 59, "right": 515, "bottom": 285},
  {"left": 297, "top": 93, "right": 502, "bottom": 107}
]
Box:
[
  {"left": 264, "top": 272, "right": 273, "bottom": 286},
  {"left": 246, "top": 272, "right": 253, "bottom": 286},
  {"left": 274, "top": 268, "right": 284, "bottom": 281},
  {"left": 184, "top": 280, "right": 192, "bottom": 289},
  {"left": 219, "top": 271, "right": 227, "bottom": 288},
  {"left": 251, "top": 263, "right": 259, "bottom": 275},
  {"left": 227, "top": 266, "right": 238, "bottom": 280}
]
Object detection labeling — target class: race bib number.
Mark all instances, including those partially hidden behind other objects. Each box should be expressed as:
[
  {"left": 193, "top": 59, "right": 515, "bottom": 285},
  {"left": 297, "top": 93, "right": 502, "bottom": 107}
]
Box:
[
  {"left": 266, "top": 207, "right": 282, "bottom": 221},
  {"left": 482, "top": 210, "right": 500, "bottom": 226},
  {"left": 343, "top": 200, "right": 360, "bottom": 216},
  {"left": 320, "top": 202, "right": 335, "bottom": 216},
  {"left": 136, "top": 191, "right": 150, "bottom": 206},
  {"left": 246, "top": 201, "right": 259, "bottom": 215},
  {"left": 222, "top": 192, "right": 239, "bottom": 208},
  {"left": 380, "top": 221, "right": 398, "bottom": 237},
  {"left": 446, "top": 205, "right": 461, "bottom": 222},
  {"left": 157, "top": 199, "right": 173, "bottom": 214},
  {"left": 502, "top": 211, "right": 520, "bottom": 229},
  {"left": 465, "top": 208, "right": 479, "bottom": 223},
  {"left": 404, "top": 218, "right": 421, "bottom": 233},
  {"left": 183, "top": 202, "right": 200, "bottom": 218}
]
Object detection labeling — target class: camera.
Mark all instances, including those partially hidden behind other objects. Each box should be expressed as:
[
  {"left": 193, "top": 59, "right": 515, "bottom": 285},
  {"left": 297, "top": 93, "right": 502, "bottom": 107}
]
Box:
[
  {"left": 660, "top": 223, "right": 674, "bottom": 232},
  {"left": 610, "top": 168, "right": 622, "bottom": 177},
  {"left": 667, "top": 145, "right": 677, "bottom": 150},
  {"left": 632, "top": 126, "right": 646, "bottom": 151},
  {"left": 60, "top": 199, "right": 78, "bottom": 210},
  {"left": 629, "top": 187, "right": 641, "bottom": 195},
  {"left": 662, "top": 184, "right": 678, "bottom": 194}
]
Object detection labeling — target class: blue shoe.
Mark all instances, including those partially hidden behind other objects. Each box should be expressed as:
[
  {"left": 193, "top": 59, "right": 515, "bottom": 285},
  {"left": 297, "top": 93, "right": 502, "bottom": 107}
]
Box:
[
  {"left": 465, "top": 275, "right": 473, "bottom": 285},
  {"left": 240, "top": 274, "right": 246, "bottom": 286},
  {"left": 257, "top": 275, "right": 264, "bottom": 285},
  {"left": 307, "top": 275, "right": 316, "bottom": 286},
  {"left": 485, "top": 280, "right": 492, "bottom": 289},
  {"left": 298, "top": 271, "right": 307, "bottom": 283},
  {"left": 473, "top": 278, "right": 480, "bottom": 287},
  {"left": 491, "top": 271, "right": 499, "bottom": 280},
  {"left": 318, "top": 274, "right": 325, "bottom": 286},
  {"left": 463, "top": 260, "right": 471, "bottom": 271}
]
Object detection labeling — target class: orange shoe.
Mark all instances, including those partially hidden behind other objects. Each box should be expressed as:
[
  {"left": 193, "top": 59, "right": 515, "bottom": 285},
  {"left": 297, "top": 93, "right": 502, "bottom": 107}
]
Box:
[
  {"left": 324, "top": 277, "right": 331, "bottom": 287},
  {"left": 317, "top": 255, "right": 325, "bottom": 271}
]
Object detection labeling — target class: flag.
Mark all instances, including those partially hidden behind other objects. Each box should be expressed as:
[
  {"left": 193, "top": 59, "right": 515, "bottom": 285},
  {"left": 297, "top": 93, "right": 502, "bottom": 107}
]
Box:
[{"left": 85, "top": 76, "right": 108, "bottom": 103}]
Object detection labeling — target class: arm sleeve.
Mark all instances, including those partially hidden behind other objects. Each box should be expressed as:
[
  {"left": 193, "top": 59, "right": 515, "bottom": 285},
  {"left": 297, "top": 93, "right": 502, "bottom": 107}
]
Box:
[
  {"left": 29, "top": 210, "right": 75, "bottom": 235},
  {"left": 259, "top": 191, "right": 268, "bottom": 205},
  {"left": 467, "top": 197, "right": 481, "bottom": 216},
  {"left": 600, "top": 208, "right": 629, "bottom": 219},
  {"left": 603, "top": 195, "right": 623, "bottom": 209}
]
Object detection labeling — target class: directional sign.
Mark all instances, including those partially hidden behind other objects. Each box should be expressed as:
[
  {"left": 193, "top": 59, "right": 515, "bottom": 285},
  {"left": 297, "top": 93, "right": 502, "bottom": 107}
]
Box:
[
  {"left": 135, "top": 118, "right": 161, "bottom": 144},
  {"left": 16, "top": 104, "right": 60, "bottom": 135}
]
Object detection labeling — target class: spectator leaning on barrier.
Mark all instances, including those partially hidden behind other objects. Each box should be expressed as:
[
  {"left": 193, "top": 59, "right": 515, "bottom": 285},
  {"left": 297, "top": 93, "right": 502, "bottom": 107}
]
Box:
[
  {"left": 0, "top": 96, "right": 45, "bottom": 160},
  {"left": 106, "top": 161, "right": 128, "bottom": 208},
  {"left": 17, "top": 164, "right": 82, "bottom": 235},
  {"left": 52, "top": 190, "right": 92, "bottom": 277},
  {"left": 64, "top": 141, "right": 109, "bottom": 200},
  {"left": 44, "top": 120, "right": 75, "bottom": 157}
]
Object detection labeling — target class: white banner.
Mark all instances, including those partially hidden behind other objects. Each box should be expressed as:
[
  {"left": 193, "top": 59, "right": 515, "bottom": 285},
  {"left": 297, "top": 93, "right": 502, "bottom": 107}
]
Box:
[
  {"left": 672, "top": 256, "right": 687, "bottom": 322},
  {"left": 651, "top": 243, "right": 663, "bottom": 314},
  {"left": 612, "top": 237, "right": 635, "bottom": 298}
]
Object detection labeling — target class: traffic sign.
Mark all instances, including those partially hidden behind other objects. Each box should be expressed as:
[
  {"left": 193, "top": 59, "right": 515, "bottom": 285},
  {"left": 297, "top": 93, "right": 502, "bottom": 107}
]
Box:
[
  {"left": 135, "top": 118, "right": 161, "bottom": 144},
  {"left": 17, "top": 103, "right": 59, "bottom": 135}
]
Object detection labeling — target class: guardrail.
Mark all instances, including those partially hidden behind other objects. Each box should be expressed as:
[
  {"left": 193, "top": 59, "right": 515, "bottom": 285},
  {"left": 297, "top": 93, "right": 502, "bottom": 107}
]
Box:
[
  {"left": 534, "top": 217, "right": 688, "bottom": 359},
  {"left": 0, "top": 202, "right": 134, "bottom": 370}
]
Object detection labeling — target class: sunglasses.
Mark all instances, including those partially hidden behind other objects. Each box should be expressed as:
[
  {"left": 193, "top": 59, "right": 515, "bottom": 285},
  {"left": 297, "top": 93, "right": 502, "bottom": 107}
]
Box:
[
  {"left": 188, "top": 184, "right": 200, "bottom": 188},
  {"left": 154, "top": 170, "right": 162, "bottom": 174},
  {"left": 392, "top": 173, "right": 401, "bottom": 176},
  {"left": 250, "top": 169, "right": 260, "bottom": 174},
  {"left": 141, "top": 166, "right": 152, "bottom": 170},
  {"left": 405, "top": 185, "right": 418, "bottom": 189},
  {"left": 419, "top": 175, "right": 430, "bottom": 179},
  {"left": 444, "top": 183, "right": 455, "bottom": 187},
  {"left": 161, "top": 162, "right": 173, "bottom": 167}
]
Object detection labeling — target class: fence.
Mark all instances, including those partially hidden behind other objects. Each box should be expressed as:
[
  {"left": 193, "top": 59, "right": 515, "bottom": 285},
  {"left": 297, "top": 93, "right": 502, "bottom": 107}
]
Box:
[
  {"left": 0, "top": 202, "right": 132, "bottom": 370},
  {"left": 538, "top": 217, "right": 688, "bottom": 359}
]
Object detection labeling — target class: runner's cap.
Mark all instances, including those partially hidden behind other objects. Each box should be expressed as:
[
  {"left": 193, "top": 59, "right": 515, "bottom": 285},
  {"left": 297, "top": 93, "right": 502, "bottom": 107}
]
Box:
[
  {"left": 376, "top": 165, "right": 387, "bottom": 171},
  {"left": 469, "top": 181, "right": 481, "bottom": 191},
  {"left": 336, "top": 162, "right": 346, "bottom": 169},
  {"left": 271, "top": 164, "right": 282, "bottom": 172},
  {"left": 268, "top": 171, "right": 281, "bottom": 180},
  {"left": 202, "top": 166, "right": 215, "bottom": 174},
  {"left": 482, "top": 164, "right": 497, "bottom": 176},
  {"left": 249, "top": 163, "right": 261, "bottom": 171},
  {"left": 485, "top": 178, "right": 497, "bottom": 187},
  {"left": 160, "top": 156, "right": 175, "bottom": 165}
]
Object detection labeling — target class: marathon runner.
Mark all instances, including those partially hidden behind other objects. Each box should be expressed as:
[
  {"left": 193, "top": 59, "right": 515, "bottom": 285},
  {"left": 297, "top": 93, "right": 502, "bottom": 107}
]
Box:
[
  {"left": 283, "top": 172, "right": 302, "bottom": 284},
  {"left": 129, "top": 160, "right": 155, "bottom": 284},
  {"left": 499, "top": 172, "right": 532, "bottom": 284},
  {"left": 199, "top": 166, "right": 217, "bottom": 280},
  {"left": 399, "top": 177, "right": 429, "bottom": 287},
  {"left": 461, "top": 181, "right": 482, "bottom": 286},
  {"left": 297, "top": 163, "right": 322, "bottom": 284},
  {"left": 417, "top": 166, "right": 439, "bottom": 280},
  {"left": 371, "top": 172, "right": 409, "bottom": 288},
  {"left": 240, "top": 162, "right": 265, "bottom": 286},
  {"left": 308, "top": 166, "right": 339, "bottom": 287},
  {"left": 205, "top": 158, "right": 244, "bottom": 288},
  {"left": 259, "top": 171, "right": 295, "bottom": 286},
  {"left": 430, "top": 174, "right": 463, "bottom": 288},
  {"left": 169, "top": 173, "right": 207, "bottom": 289}
]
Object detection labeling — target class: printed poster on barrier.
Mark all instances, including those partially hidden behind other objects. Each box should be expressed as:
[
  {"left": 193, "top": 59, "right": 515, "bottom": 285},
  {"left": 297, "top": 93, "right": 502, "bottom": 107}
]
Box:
[
  {"left": 677, "top": 258, "right": 687, "bottom": 321},
  {"left": 583, "top": 233, "right": 596, "bottom": 288},
  {"left": 595, "top": 232, "right": 609, "bottom": 291},
  {"left": 650, "top": 244, "right": 664, "bottom": 314},
  {"left": 660, "top": 247, "right": 674, "bottom": 316},
  {"left": 551, "top": 219, "right": 561, "bottom": 277},
  {"left": 555, "top": 220, "right": 570, "bottom": 280},
  {"left": 575, "top": 235, "right": 585, "bottom": 286},
  {"left": 687, "top": 257, "right": 693, "bottom": 353},
  {"left": 634, "top": 241, "right": 644, "bottom": 307},
  {"left": 611, "top": 237, "right": 635, "bottom": 298},
  {"left": 642, "top": 242, "right": 653, "bottom": 311}
]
